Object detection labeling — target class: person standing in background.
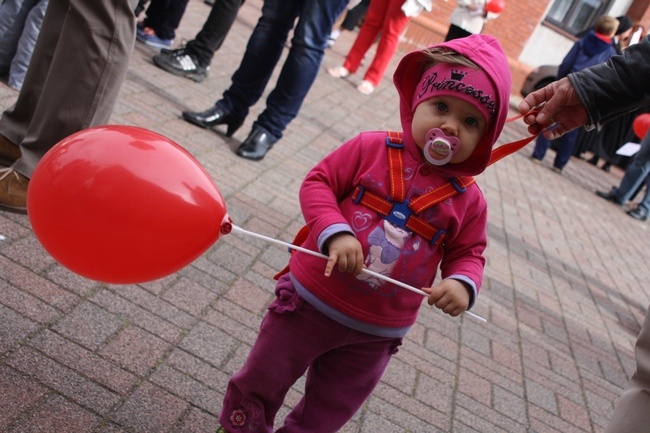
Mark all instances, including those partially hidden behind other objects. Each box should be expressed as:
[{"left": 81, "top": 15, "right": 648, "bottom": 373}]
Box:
[
  {"left": 327, "top": 0, "right": 432, "bottom": 95},
  {"left": 152, "top": 0, "right": 245, "bottom": 83},
  {"left": 529, "top": 15, "right": 619, "bottom": 174},
  {"left": 444, "top": 0, "right": 499, "bottom": 41},
  {"left": 0, "top": 0, "right": 138, "bottom": 213},
  {"left": 181, "top": 0, "right": 349, "bottom": 161},
  {"left": 136, "top": 0, "right": 190, "bottom": 49},
  {"left": 0, "top": 0, "right": 49, "bottom": 91}
]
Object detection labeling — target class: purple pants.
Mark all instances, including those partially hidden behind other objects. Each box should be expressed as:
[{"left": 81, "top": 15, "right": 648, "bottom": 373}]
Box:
[{"left": 219, "top": 276, "right": 402, "bottom": 432}]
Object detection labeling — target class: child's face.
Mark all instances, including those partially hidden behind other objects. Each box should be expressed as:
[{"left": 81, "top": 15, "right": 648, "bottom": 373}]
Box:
[{"left": 411, "top": 96, "right": 486, "bottom": 164}]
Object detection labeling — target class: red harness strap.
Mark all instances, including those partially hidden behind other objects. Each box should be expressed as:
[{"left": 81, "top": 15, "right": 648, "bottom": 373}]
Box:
[{"left": 352, "top": 132, "right": 455, "bottom": 246}]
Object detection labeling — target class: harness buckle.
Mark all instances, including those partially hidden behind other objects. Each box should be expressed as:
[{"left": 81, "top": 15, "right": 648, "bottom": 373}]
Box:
[
  {"left": 353, "top": 185, "right": 365, "bottom": 204},
  {"left": 450, "top": 177, "right": 467, "bottom": 193},
  {"left": 386, "top": 135, "right": 404, "bottom": 149},
  {"left": 386, "top": 200, "right": 412, "bottom": 228}
]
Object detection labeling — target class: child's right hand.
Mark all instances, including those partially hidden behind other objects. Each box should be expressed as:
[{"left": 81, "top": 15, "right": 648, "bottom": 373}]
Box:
[{"left": 324, "top": 233, "right": 364, "bottom": 277}]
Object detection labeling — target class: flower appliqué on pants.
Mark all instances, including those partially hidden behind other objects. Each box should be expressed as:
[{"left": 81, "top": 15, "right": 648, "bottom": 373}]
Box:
[{"left": 228, "top": 408, "right": 248, "bottom": 428}]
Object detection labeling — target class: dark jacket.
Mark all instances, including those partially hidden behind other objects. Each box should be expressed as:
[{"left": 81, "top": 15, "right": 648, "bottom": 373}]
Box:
[
  {"left": 557, "top": 31, "right": 617, "bottom": 79},
  {"left": 569, "top": 36, "right": 650, "bottom": 129}
]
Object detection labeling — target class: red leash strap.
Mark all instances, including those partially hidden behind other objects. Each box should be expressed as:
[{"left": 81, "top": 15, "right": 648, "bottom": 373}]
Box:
[{"left": 488, "top": 112, "right": 540, "bottom": 166}]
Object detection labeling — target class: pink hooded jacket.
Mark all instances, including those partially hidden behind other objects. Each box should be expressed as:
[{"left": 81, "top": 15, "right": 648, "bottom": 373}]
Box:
[{"left": 288, "top": 35, "right": 511, "bottom": 337}]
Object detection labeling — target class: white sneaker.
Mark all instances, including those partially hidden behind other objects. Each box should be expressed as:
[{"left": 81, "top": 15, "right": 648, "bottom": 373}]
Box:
[
  {"left": 327, "top": 66, "right": 349, "bottom": 78},
  {"left": 356, "top": 80, "right": 375, "bottom": 95},
  {"left": 327, "top": 29, "right": 341, "bottom": 48}
]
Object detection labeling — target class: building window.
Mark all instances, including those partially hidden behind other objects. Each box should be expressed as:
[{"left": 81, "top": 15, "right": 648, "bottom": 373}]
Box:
[{"left": 544, "top": 0, "right": 612, "bottom": 36}]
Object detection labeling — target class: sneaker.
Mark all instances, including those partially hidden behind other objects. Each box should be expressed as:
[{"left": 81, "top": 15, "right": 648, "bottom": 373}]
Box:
[
  {"left": 153, "top": 48, "right": 209, "bottom": 82},
  {"left": 551, "top": 166, "right": 563, "bottom": 174},
  {"left": 204, "top": 0, "right": 215, "bottom": 5},
  {"left": 137, "top": 27, "right": 173, "bottom": 49},
  {"left": 0, "top": 135, "right": 21, "bottom": 167},
  {"left": 627, "top": 207, "right": 648, "bottom": 221},
  {"left": 0, "top": 167, "right": 28, "bottom": 214},
  {"left": 356, "top": 80, "right": 375, "bottom": 95},
  {"left": 327, "top": 65, "right": 349, "bottom": 78},
  {"left": 530, "top": 156, "right": 542, "bottom": 164},
  {"left": 327, "top": 29, "right": 340, "bottom": 48}
]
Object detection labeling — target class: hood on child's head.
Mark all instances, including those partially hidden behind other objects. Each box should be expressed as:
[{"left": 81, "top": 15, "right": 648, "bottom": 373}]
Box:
[{"left": 393, "top": 34, "right": 512, "bottom": 177}]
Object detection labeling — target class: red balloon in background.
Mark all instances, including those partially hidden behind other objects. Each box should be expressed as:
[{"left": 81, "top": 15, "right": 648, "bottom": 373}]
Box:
[
  {"left": 27, "top": 125, "right": 228, "bottom": 284},
  {"left": 486, "top": 0, "right": 505, "bottom": 13},
  {"left": 633, "top": 113, "right": 650, "bottom": 139}
]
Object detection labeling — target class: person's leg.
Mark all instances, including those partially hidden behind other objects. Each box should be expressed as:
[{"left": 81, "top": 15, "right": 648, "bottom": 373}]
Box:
[
  {"left": 153, "top": 0, "right": 189, "bottom": 40},
  {"left": 278, "top": 332, "right": 400, "bottom": 432},
  {"left": 185, "top": 0, "right": 244, "bottom": 67},
  {"left": 531, "top": 135, "right": 551, "bottom": 161},
  {"left": 604, "top": 307, "right": 650, "bottom": 433},
  {"left": 0, "top": 0, "right": 39, "bottom": 75},
  {"left": 342, "top": 0, "right": 386, "bottom": 74},
  {"left": 219, "top": 278, "right": 350, "bottom": 433},
  {"left": 7, "top": 0, "right": 48, "bottom": 91},
  {"left": 253, "top": 0, "right": 348, "bottom": 139},
  {"left": 340, "top": 0, "right": 369, "bottom": 31},
  {"left": 553, "top": 129, "right": 579, "bottom": 170},
  {"left": 362, "top": 0, "right": 409, "bottom": 87},
  {"left": 614, "top": 132, "right": 650, "bottom": 202},
  {"left": 218, "top": 0, "right": 300, "bottom": 122},
  {"left": 142, "top": 0, "right": 167, "bottom": 29},
  {"left": 3, "top": 0, "right": 137, "bottom": 178}
]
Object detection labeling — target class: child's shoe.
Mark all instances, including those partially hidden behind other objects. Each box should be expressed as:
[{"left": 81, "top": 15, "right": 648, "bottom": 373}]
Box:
[
  {"left": 327, "top": 29, "right": 340, "bottom": 48},
  {"left": 327, "top": 65, "right": 349, "bottom": 78},
  {"left": 356, "top": 80, "right": 375, "bottom": 95}
]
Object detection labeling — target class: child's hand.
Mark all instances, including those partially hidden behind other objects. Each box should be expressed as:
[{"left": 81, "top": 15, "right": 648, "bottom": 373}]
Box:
[
  {"left": 422, "top": 279, "right": 470, "bottom": 317},
  {"left": 324, "top": 233, "right": 364, "bottom": 277}
]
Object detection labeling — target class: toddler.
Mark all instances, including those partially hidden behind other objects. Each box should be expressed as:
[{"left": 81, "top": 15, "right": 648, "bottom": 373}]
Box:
[{"left": 217, "top": 33, "right": 511, "bottom": 433}]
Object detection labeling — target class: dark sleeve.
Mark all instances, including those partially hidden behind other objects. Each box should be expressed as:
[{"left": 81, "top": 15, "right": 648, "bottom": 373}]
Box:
[{"left": 569, "top": 36, "right": 650, "bottom": 129}]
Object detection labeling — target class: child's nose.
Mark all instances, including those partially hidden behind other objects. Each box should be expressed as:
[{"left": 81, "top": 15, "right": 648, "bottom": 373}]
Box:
[{"left": 440, "top": 119, "right": 459, "bottom": 136}]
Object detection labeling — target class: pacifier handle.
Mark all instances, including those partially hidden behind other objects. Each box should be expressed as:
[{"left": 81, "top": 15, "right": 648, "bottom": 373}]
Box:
[{"left": 423, "top": 128, "right": 460, "bottom": 166}]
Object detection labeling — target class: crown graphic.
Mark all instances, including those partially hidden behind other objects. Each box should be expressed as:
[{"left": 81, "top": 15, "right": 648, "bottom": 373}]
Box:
[{"left": 450, "top": 70, "right": 467, "bottom": 81}]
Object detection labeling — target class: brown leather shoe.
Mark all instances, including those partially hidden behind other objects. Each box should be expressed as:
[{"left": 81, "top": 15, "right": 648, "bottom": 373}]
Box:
[
  {"left": 0, "top": 134, "right": 21, "bottom": 166},
  {"left": 0, "top": 168, "right": 28, "bottom": 213}
]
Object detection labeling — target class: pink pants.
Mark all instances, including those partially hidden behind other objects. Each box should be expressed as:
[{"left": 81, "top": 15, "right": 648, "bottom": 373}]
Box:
[
  {"left": 342, "top": 0, "right": 410, "bottom": 86},
  {"left": 219, "top": 276, "right": 402, "bottom": 432}
]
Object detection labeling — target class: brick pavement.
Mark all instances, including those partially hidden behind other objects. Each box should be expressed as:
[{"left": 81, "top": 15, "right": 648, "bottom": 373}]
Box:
[{"left": 1, "top": 1, "right": 649, "bottom": 432}]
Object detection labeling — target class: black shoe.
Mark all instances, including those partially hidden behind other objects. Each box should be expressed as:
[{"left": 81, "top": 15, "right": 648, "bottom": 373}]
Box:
[
  {"left": 626, "top": 208, "right": 648, "bottom": 221},
  {"left": 153, "top": 48, "right": 209, "bottom": 82},
  {"left": 601, "top": 162, "right": 611, "bottom": 172},
  {"left": 595, "top": 189, "right": 624, "bottom": 205},
  {"left": 235, "top": 126, "right": 278, "bottom": 161},
  {"left": 182, "top": 105, "right": 244, "bottom": 137},
  {"left": 587, "top": 155, "right": 599, "bottom": 165}
]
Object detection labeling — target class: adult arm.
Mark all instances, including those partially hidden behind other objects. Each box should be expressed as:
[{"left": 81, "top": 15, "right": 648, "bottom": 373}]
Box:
[{"left": 519, "top": 36, "right": 650, "bottom": 138}]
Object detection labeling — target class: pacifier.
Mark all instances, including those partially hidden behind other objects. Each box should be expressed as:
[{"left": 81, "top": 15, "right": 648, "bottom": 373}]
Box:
[{"left": 422, "top": 128, "right": 460, "bottom": 166}]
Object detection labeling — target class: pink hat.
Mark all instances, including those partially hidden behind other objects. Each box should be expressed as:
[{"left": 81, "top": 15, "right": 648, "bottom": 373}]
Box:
[
  {"left": 393, "top": 34, "right": 511, "bottom": 177},
  {"left": 411, "top": 62, "right": 498, "bottom": 125}
]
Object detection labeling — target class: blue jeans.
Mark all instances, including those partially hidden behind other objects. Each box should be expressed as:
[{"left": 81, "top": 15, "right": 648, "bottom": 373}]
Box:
[
  {"left": 0, "top": 0, "right": 48, "bottom": 90},
  {"left": 218, "top": 0, "right": 348, "bottom": 140},
  {"left": 531, "top": 129, "right": 579, "bottom": 169},
  {"left": 612, "top": 131, "right": 650, "bottom": 214}
]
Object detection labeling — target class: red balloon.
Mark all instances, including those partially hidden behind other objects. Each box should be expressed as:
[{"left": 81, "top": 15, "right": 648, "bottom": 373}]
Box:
[
  {"left": 27, "top": 125, "right": 228, "bottom": 284},
  {"left": 633, "top": 113, "right": 650, "bottom": 139},
  {"left": 486, "top": 0, "right": 505, "bottom": 13}
]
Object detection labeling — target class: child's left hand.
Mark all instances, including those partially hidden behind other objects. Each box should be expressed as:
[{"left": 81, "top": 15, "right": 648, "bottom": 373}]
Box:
[{"left": 422, "top": 279, "right": 470, "bottom": 317}]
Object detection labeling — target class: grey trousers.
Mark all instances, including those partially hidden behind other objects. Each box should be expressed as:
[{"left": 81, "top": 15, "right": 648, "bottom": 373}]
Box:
[
  {"left": 0, "top": 0, "right": 138, "bottom": 177},
  {"left": 605, "top": 306, "right": 650, "bottom": 433}
]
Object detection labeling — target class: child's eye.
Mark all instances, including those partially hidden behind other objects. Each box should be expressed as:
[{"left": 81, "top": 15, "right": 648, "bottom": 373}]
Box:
[
  {"left": 465, "top": 117, "right": 479, "bottom": 127},
  {"left": 435, "top": 102, "right": 448, "bottom": 112}
]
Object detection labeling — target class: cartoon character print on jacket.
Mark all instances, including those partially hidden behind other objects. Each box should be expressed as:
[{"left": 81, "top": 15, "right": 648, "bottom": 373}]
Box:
[{"left": 356, "top": 219, "right": 422, "bottom": 294}]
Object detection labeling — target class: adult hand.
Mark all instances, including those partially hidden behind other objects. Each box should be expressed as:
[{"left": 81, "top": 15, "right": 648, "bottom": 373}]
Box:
[{"left": 518, "top": 77, "right": 589, "bottom": 139}]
